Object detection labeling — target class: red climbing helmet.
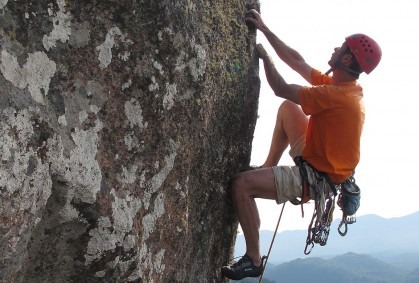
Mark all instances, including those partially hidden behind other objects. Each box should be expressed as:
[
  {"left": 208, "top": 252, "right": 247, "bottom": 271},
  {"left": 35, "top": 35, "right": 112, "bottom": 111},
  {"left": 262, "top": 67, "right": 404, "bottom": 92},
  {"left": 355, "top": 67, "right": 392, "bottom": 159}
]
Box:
[{"left": 345, "top": 34, "right": 382, "bottom": 74}]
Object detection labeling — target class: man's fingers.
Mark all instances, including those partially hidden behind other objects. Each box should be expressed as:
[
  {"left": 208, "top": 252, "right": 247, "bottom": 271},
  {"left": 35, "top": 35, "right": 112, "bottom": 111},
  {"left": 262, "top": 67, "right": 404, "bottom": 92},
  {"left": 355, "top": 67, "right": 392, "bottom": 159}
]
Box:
[
  {"left": 256, "top": 44, "right": 268, "bottom": 58},
  {"left": 248, "top": 9, "right": 261, "bottom": 20},
  {"left": 245, "top": 9, "right": 263, "bottom": 27},
  {"left": 248, "top": 9, "right": 260, "bottom": 16}
]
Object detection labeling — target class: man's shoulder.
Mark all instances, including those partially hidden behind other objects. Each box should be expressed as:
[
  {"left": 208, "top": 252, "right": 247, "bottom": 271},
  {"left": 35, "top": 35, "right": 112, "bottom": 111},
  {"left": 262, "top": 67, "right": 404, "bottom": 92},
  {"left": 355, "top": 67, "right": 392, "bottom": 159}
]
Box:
[{"left": 310, "top": 69, "right": 333, "bottom": 86}]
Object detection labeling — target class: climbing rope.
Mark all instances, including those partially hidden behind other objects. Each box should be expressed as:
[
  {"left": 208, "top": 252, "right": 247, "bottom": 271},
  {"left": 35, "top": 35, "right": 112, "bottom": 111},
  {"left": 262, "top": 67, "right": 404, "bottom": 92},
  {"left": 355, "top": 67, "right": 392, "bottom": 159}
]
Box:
[{"left": 258, "top": 202, "right": 286, "bottom": 283}]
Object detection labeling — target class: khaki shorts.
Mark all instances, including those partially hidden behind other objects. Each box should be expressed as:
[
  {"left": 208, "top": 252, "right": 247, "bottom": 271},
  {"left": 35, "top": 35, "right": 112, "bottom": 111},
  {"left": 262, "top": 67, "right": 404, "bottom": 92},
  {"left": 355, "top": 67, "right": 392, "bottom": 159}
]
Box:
[{"left": 272, "top": 134, "right": 306, "bottom": 204}]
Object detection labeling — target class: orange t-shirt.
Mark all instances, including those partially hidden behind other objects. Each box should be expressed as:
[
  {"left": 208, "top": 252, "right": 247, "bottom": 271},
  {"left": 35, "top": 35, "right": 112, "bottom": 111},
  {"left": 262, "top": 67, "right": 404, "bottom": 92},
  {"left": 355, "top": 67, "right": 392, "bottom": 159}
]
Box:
[{"left": 299, "top": 69, "right": 365, "bottom": 183}]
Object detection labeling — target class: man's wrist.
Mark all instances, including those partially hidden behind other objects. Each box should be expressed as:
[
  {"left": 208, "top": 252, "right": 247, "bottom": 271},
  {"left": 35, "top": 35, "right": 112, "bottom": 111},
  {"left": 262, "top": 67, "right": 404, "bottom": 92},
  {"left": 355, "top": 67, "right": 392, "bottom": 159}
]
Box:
[
  {"left": 262, "top": 28, "right": 275, "bottom": 38},
  {"left": 259, "top": 52, "right": 270, "bottom": 60}
]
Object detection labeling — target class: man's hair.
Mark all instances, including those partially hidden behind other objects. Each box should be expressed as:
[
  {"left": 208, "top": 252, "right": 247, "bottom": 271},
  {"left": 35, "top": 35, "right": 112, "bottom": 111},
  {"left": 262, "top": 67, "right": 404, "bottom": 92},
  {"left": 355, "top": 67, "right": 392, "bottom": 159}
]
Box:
[{"left": 344, "top": 48, "right": 363, "bottom": 79}]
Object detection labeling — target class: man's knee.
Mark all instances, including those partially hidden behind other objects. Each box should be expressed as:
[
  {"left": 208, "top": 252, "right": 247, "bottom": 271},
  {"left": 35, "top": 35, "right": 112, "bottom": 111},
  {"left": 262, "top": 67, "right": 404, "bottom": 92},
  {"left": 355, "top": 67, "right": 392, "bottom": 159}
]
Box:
[
  {"left": 276, "top": 100, "right": 303, "bottom": 125},
  {"left": 230, "top": 172, "right": 250, "bottom": 200},
  {"left": 278, "top": 100, "right": 308, "bottom": 142},
  {"left": 279, "top": 100, "right": 302, "bottom": 116}
]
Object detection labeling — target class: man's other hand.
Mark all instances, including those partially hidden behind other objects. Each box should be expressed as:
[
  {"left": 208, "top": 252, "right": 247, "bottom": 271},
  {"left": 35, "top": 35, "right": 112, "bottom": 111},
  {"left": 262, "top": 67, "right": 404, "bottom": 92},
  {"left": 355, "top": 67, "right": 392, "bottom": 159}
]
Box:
[{"left": 256, "top": 44, "right": 269, "bottom": 60}]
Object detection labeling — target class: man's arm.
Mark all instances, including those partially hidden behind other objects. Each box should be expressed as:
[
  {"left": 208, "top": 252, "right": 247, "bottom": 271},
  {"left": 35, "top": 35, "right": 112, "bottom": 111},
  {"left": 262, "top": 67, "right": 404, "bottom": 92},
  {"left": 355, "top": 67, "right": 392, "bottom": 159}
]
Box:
[
  {"left": 246, "top": 9, "right": 312, "bottom": 83},
  {"left": 257, "top": 44, "right": 301, "bottom": 105}
]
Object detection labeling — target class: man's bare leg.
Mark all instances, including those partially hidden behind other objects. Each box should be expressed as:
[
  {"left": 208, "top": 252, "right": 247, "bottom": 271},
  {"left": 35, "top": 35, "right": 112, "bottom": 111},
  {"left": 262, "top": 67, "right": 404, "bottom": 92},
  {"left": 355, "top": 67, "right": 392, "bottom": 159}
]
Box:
[
  {"left": 225, "top": 100, "right": 308, "bottom": 271},
  {"left": 261, "top": 100, "right": 308, "bottom": 167},
  {"left": 230, "top": 168, "right": 278, "bottom": 266},
  {"left": 232, "top": 100, "right": 308, "bottom": 265}
]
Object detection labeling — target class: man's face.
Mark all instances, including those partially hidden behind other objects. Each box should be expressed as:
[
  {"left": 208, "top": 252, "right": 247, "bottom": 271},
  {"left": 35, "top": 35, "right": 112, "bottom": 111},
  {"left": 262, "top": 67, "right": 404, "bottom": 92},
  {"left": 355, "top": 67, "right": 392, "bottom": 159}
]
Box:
[{"left": 328, "top": 42, "right": 348, "bottom": 68}]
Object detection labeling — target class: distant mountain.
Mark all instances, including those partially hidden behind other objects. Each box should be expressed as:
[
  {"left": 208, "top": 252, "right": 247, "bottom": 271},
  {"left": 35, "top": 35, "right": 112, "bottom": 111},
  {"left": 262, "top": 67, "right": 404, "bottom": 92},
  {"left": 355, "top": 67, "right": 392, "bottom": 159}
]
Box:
[
  {"left": 235, "top": 211, "right": 419, "bottom": 264},
  {"left": 256, "top": 252, "right": 407, "bottom": 283},
  {"left": 405, "top": 267, "right": 419, "bottom": 283},
  {"left": 369, "top": 252, "right": 419, "bottom": 272}
]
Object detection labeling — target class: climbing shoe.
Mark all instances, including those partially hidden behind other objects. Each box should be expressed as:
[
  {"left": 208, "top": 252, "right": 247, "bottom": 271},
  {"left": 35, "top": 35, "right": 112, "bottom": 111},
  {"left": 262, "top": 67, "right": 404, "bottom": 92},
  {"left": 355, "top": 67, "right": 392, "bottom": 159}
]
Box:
[{"left": 221, "top": 254, "right": 266, "bottom": 280}]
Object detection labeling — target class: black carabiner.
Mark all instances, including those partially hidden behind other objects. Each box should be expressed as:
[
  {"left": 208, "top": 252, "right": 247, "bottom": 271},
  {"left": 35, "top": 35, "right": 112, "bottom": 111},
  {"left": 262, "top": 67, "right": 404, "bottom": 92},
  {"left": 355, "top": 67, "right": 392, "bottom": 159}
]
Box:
[{"left": 338, "top": 221, "right": 348, "bottom": 236}]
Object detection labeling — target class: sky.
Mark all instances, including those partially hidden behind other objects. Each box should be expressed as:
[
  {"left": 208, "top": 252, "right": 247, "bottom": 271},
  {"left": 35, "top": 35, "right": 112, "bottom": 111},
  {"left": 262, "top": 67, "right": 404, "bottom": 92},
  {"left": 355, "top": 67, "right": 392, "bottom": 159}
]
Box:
[{"left": 249, "top": 0, "right": 419, "bottom": 232}]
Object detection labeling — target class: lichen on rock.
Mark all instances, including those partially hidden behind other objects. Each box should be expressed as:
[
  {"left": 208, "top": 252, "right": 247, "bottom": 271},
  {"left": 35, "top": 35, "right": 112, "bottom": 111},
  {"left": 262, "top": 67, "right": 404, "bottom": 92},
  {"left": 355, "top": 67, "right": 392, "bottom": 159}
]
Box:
[{"left": 0, "top": 0, "right": 260, "bottom": 282}]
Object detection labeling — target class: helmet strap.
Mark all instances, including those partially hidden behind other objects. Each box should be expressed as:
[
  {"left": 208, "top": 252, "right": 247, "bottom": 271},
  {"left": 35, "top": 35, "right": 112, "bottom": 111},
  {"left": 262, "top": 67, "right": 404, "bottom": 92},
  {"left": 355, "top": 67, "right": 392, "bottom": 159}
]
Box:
[
  {"left": 343, "top": 66, "right": 363, "bottom": 75},
  {"left": 326, "top": 47, "right": 363, "bottom": 76},
  {"left": 325, "top": 64, "right": 362, "bottom": 77},
  {"left": 325, "top": 67, "right": 334, "bottom": 75}
]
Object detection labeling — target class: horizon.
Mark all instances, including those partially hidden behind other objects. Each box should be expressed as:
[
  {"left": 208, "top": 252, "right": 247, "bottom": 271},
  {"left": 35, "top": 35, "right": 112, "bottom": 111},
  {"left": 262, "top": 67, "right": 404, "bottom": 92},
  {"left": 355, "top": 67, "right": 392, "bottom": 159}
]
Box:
[{"left": 237, "top": 210, "right": 419, "bottom": 233}]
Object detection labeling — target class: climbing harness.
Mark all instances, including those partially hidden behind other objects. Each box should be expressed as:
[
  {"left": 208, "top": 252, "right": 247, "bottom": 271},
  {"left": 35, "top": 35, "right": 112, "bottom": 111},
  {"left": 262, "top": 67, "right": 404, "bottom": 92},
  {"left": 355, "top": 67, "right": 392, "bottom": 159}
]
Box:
[
  {"left": 258, "top": 202, "right": 286, "bottom": 283},
  {"left": 294, "top": 157, "right": 361, "bottom": 255}
]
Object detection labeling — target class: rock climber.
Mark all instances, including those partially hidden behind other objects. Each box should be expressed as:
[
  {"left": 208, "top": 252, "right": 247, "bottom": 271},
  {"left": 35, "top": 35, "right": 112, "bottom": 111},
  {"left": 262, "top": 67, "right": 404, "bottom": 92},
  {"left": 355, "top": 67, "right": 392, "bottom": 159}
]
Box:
[{"left": 221, "top": 9, "right": 382, "bottom": 280}]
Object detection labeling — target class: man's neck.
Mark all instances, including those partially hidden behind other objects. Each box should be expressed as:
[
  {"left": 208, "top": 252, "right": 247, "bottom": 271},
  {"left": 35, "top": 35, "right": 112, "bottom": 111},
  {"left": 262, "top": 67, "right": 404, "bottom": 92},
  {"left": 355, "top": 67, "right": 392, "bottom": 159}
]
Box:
[{"left": 332, "top": 69, "right": 358, "bottom": 84}]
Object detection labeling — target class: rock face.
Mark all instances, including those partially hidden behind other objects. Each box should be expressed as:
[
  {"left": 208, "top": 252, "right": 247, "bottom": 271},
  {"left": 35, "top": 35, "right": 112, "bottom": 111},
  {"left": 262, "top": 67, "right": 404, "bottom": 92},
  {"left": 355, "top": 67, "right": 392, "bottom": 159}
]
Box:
[{"left": 0, "top": 0, "right": 260, "bottom": 282}]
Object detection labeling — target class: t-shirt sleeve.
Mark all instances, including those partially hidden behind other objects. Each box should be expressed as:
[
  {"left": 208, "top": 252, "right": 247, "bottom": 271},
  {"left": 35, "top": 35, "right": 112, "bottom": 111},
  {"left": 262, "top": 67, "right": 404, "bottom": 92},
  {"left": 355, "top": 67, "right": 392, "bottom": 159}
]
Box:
[
  {"left": 299, "top": 85, "right": 331, "bottom": 115},
  {"left": 310, "top": 69, "right": 333, "bottom": 86},
  {"left": 299, "top": 69, "right": 334, "bottom": 115}
]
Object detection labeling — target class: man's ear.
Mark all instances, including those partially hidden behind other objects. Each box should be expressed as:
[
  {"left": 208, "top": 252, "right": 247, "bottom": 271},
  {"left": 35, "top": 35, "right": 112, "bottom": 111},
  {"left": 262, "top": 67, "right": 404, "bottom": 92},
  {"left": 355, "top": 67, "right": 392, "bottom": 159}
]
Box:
[{"left": 341, "top": 53, "right": 353, "bottom": 67}]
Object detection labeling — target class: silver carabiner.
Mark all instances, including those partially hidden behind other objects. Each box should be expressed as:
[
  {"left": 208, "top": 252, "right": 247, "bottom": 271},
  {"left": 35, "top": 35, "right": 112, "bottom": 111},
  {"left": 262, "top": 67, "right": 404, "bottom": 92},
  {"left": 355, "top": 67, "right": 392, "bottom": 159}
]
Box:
[{"left": 304, "top": 241, "right": 314, "bottom": 255}]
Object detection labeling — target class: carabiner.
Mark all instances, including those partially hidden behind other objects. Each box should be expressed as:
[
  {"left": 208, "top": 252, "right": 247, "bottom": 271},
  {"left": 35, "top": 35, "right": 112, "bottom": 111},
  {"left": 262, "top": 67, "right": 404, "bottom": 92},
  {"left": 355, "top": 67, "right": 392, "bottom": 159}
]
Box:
[
  {"left": 304, "top": 241, "right": 314, "bottom": 255},
  {"left": 338, "top": 221, "right": 348, "bottom": 236}
]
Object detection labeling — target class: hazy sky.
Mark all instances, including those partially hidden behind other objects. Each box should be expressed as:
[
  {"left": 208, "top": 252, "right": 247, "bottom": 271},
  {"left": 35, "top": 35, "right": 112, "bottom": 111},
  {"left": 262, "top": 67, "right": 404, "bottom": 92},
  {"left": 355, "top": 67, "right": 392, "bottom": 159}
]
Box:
[{"left": 250, "top": 0, "right": 419, "bottom": 232}]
